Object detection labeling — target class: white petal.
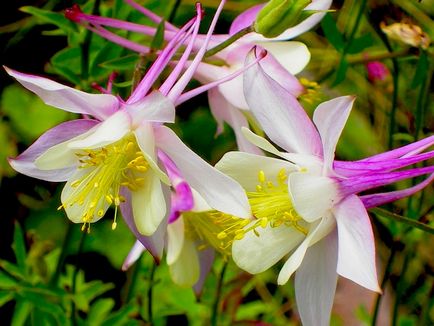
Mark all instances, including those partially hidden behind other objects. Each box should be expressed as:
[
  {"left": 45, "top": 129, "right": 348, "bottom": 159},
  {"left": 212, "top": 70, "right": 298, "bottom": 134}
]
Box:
[
  {"left": 155, "top": 126, "right": 251, "bottom": 218},
  {"left": 288, "top": 173, "right": 340, "bottom": 222},
  {"left": 5, "top": 66, "right": 119, "bottom": 120},
  {"left": 232, "top": 223, "right": 305, "bottom": 274},
  {"left": 131, "top": 172, "right": 167, "bottom": 236},
  {"left": 216, "top": 151, "right": 297, "bottom": 191},
  {"left": 334, "top": 195, "right": 381, "bottom": 292},
  {"left": 124, "top": 90, "right": 175, "bottom": 127},
  {"left": 166, "top": 216, "right": 185, "bottom": 265},
  {"left": 169, "top": 238, "right": 200, "bottom": 287},
  {"left": 135, "top": 124, "right": 170, "bottom": 185},
  {"left": 122, "top": 241, "right": 146, "bottom": 271},
  {"left": 313, "top": 96, "right": 355, "bottom": 174},
  {"left": 241, "top": 127, "right": 286, "bottom": 158},
  {"left": 243, "top": 50, "right": 322, "bottom": 155},
  {"left": 257, "top": 41, "right": 310, "bottom": 75},
  {"left": 277, "top": 215, "right": 335, "bottom": 285},
  {"left": 67, "top": 110, "right": 131, "bottom": 150},
  {"left": 295, "top": 231, "right": 338, "bottom": 326},
  {"left": 208, "top": 88, "right": 262, "bottom": 154}
]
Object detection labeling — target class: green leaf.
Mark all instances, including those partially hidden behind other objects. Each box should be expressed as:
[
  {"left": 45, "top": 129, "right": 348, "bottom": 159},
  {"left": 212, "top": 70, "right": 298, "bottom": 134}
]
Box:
[
  {"left": 370, "top": 208, "right": 434, "bottom": 235},
  {"left": 0, "top": 291, "right": 14, "bottom": 307},
  {"left": 0, "top": 259, "right": 25, "bottom": 280},
  {"left": 99, "top": 54, "right": 139, "bottom": 71},
  {"left": 20, "top": 6, "right": 78, "bottom": 33},
  {"left": 12, "top": 222, "right": 27, "bottom": 275},
  {"left": 0, "top": 119, "right": 17, "bottom": 179},
  {"left": 333, "top": 58, "right": 349, "bottom": 86},
  {"left": 411, "top": 51, "right": 429, "bottom": 88},
  {"left": 151, "top": 20, "right": 166, "bottom": 50},
  {"left": 321, "top": 13, "right": 345, "bottom": 51},
  {"left": 0, "top": 272, "right": 17, "bottom": 289},
  {"left": 347, "top": 34, "right": 374, "bottom": 54},
  {"left": 86, "top": 298, "right": 115, "bottom": 325},
  {"left": 101, "top": 303, "right": 138, "bottom": 326},
  {"left": 73, "top": 280, "right": 114, "bottom": 313},
  {"left": 1, "top": 84, "right": 72, "bottom": 143},
  {"left": 11, "top": 300, "right": 32, "bottom": 326}
]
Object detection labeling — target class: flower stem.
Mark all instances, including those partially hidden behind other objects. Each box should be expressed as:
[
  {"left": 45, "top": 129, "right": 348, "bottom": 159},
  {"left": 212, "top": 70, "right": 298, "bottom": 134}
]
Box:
[
  {"left": 414, "top": 52, "right": 431, "bottom": 141},
  {"left": 167, "top": 0, "right": 182, "bottom": 23},
  {"left": 370, "top": 208, "right": 434, "bottom": 235},
  {"left": 50, "top": 222, "right": 74, "bottom": 287},
  {"left": 147, "top": 261, "right": 157, "bottom": 324},
  {"left": 347, "top": 48, "right": 410, "bottom": 65},
  {"left": 211, "top": 261, "right": 228, "bottom": 326},
  {"left": 81, "top": 0, "right": 101, "bottom": 81},
  {"left": 72, "top": 231, "right": 87, "bottom": 326},
  {"left": 205, "top": 25, "right": 254, "bottom": 58},
  {"left": 391, "top": 250, "right": 411, "bottom": 326}
]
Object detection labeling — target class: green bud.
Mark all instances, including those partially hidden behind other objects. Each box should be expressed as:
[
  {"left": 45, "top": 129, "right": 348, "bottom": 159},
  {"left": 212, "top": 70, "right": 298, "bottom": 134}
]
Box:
[{"left": 254, "top": 0, "right": 312, "bottom": 38}]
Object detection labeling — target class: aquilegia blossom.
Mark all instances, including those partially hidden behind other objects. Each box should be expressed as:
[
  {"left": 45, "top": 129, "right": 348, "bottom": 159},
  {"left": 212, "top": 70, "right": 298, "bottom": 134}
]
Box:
[
  {"left": 215, "top": 49, "right": 434, "bottom": 326},
  {"left": 7, "top": 1, "right": 252, "bottom": 260},
  {"left": 66, "top": 0, "right": 331, "bottom": 152}
]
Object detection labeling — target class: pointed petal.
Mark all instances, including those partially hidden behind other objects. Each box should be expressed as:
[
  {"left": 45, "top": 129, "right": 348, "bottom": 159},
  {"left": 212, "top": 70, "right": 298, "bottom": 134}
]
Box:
[
  {"left": 277, "top": 214, "right": 335, "bottom": 285},
  {"left": 295, "top": 231, "right": 338, "bottom": 326},
  {"left": 193, "top": 248, "right": 215, "bottom": 295},
  {"left": 155, "top": 126, "right": 251, "bottom": 218},
  {"left": 166, "top": 216, "right": 185, "bottom": 265},
  {"left": 5, "top": 67, "right": 119, "bottom": 120},
  {"left": 244, "top": 50, "right": 322, "bottom": 155},
  {"left": 334, "top": 195, "right": 381, "bottom": 292},
  {"left": 288, "top": 173, "right": 340, "bottom": 222},
  {"left": 216, "top": 151, "right": 297, "bottom": 191},
  {"left": 67, "top": 110, "right": 131, "bottom": 149},
  {"left": 232, "top": 223, "right": 305, "bottom": 274},
  {"left": 258, "top": 41, "right": 310, "bottom": 76},
  {"left": 124, "top": 90, "right": 175, "bottom": 127},
  {"left": 135, "top": 125, "right": 170, "bottom": 185},
  {"left": 131, "top": 172, "right": 168, "bottom": 236},
  {"left": 169, "top": 238, "right": 200, "bottom": 287},
  {"left": 241, "top": 127, "right": 285, "bottom": 158},
  {"left": 361, "top": 173, "right": 434, "bottom": 208},
  {"left": 9, "top": 119, "right": 98, "bottom": 181},
  {"left": 120, "top": 188, "right": 168, "bottom": 261},
  {"left": 313, "top": 96, "right": 355, "bottom": 174},
  {"left": 122, "top": 241, "right": 145, "bottom": 271},
  {"left": 208, "top": 88, "right": 262, "bottom": 154},
  {"left": 229, "top": 4, "right": 263, "bottom": 36}
]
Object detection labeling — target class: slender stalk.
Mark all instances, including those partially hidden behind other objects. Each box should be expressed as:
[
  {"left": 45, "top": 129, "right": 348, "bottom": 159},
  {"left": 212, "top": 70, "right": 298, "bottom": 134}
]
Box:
[
  {"left": 391, "top": 251, "right": 410, "bottom": 326},
  {"left": 121, "top": 254, "right": 142, "bottom": 304},
  {"left": 168, "top": 0, "right": 182, "bottom": 23},
  {"left": 211, "top": 262, "right": 228, "bottom": 326},
  {"left": 50, "top": 222, "right": 74, "bottom": 287},
  {"left": 414, "top": 53, "right": 431, "bottom": 141},
  {"left": 347, "top": 48, "right": 410, "bottom": 65},
  {"left": 371, "top": 245, "right": 396, "bottom": 326},
  {"left": 71, "top": 231, "right": 87, "bottom": 326},
  {"left": 205, "top": 25, "right": 254, "bottom": 58},
  {"left": 147, "top": 262, "right": 157, "bottom": 324},
  {"left": 370, "top": 208, "right": 434, "bottom": 235}
]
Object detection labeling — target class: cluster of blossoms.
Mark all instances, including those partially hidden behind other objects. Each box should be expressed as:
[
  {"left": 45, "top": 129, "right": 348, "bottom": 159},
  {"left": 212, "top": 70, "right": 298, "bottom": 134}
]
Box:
[{"left": 6, "top": 0, "right": 433, "bottom": 324}]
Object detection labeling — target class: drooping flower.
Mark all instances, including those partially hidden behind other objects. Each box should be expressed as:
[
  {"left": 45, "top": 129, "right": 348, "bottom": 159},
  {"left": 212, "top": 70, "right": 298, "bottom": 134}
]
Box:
[
  {"left": 7, "top": 1, "right": 252, "bottom": 260},
  {"left": 123, "top": 151, "right": 252, "bottom": 292},
  {"left": 65, "top": 0, "right": 332, "bottom": 153},
  {"left": 215, "top": 49, "right": 434, "bottom": 325}
]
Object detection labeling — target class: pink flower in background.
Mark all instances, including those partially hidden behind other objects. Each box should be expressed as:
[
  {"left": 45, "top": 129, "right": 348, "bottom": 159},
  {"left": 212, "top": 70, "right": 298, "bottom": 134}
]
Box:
[{"left": 366, "top": 61, "right": 390, "bottom": 83}]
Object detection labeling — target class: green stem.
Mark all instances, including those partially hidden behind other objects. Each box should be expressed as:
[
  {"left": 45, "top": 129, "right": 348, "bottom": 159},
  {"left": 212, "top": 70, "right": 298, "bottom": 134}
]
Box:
[
  {"left": 211, "top": 262, "right": 228, "bottom": 326},
  {"left": 391, "top": 251, "right": 410, "bottom": 326},
  {"left": 121, "top": 255, "right": 142, "bottom": 304},
  {"left": 71, "top": 231, "right": 87, "bottom": 326},
  {"left": 50, "top": 223, "right": 74, "bottom": 287},
  {"left": 205, "top": 25, "right": 254, "bottom": 58},
  {"left": 168, "top": 0, "right": 182, "bottom": 23},
  {"left": 370, "top": 208, "right": 434, "bottom": 235},
  {"left": 347, "top": 48, "right": 410, "bottom": 65},
  {"left": 414, "top": 53, "right": 431, "bottom": 140},
  {"left": 147, "top": 262, "right": 157, "bottom": 324},
  {"left": 371, "top": 245, "right": 396, "bottom": 326},
  {"left": 80, "top": 0, "right": 101, "bottom": 81}
]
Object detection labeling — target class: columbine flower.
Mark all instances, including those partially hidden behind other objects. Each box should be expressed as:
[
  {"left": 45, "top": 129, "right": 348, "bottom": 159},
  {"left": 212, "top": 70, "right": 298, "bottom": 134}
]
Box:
[
  {"left": 215, "top": 49, "right": 434, "bottom": 325},
  {"left": 65, "top": 0, "right": 332, "bottom": 152},
  {"left": 123, "top": 151, "right": 251, "bottom": 292},
  {"left": 7, "top": 1, "right": 252, "bottom": 260}
]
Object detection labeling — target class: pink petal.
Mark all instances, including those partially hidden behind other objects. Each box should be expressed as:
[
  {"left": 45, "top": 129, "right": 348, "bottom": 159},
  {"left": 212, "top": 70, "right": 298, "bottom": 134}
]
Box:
[
  {"left": 122, "top": 240, "right": 145, "bottom": 271},
  {"left": 5, "top": 67, "right": 119, "bottom": 120},
  {"left": 313, "top": 96, "right": 355, "bottom": 175},
  {"left": 193, "top": 248, "right": 215, "bottom": 296},
  {"left": 155, "top": 126, "right": 251, "bottom": 218},
  {"left": 244, "top": 49, "right": 322, "bottom": 155},
  {"left": 229, "top": 4, "right": 263, "bottom": 36},
  {"left": 9, "top": 119, "right": 98, "bottom": 182},
  {"left": 334, "top": 195, "right": 381, "bottom": 292},
  {"left": 295, "top": 231, "right": 338, "bottom": 326}
]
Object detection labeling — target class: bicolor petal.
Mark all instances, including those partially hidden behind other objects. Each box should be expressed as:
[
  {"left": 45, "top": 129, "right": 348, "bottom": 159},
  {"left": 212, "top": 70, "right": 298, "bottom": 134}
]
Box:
[{"left": 4, "top": 66, "right": 119, "bottom": 120}]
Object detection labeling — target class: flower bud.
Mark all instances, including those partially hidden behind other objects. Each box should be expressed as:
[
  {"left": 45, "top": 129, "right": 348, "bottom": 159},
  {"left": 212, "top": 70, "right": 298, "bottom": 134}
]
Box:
[
  {"left": 380, "top": 21, "right": 430, "bottom": 49},
  {"left": 254, "top": 0, "right": 312, "bottom": 38}
]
